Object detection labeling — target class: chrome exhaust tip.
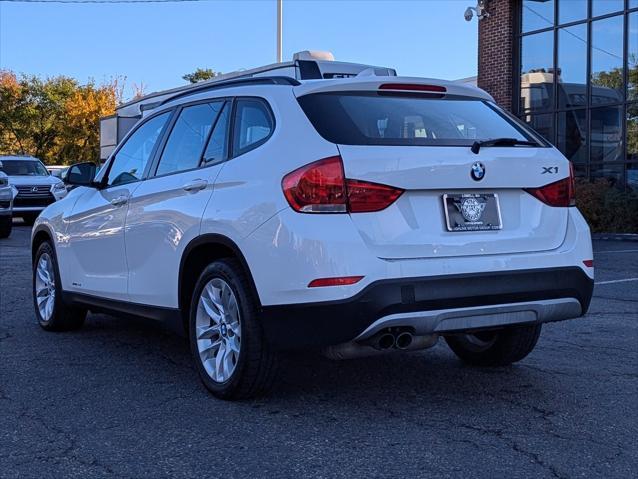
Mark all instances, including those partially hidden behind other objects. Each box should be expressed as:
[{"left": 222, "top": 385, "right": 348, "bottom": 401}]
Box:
[
  {"left": 376, "top": 332, "right": 396, "bottom": 350},
  {"left": 395, "top": 332, "right": 413, "bottom": 350}
]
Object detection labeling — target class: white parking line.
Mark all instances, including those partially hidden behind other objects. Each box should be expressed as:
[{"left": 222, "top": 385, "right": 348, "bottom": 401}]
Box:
[
  {"left": 595, "top": 278, "right": 638, "bottom": 285},
  {"left": 594, "top": 249, "right": 638, "bottom": 254}
]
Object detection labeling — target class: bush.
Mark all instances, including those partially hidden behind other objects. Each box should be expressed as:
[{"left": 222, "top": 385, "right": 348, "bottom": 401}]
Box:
[{"left": 575, "top": 179, "right": 638, "bottom": 233}]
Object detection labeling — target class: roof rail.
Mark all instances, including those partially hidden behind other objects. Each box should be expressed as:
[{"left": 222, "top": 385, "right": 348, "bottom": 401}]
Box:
[{"left": 158, "top": 76, "right": 300, "bottom": 107}]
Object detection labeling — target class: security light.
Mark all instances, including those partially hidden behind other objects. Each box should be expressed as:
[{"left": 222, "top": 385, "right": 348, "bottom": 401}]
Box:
[{"left": 464, "top": 0, "right": 490, "bottom": 21}]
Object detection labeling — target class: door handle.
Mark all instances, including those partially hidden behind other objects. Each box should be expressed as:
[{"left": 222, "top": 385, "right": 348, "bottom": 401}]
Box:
[
  {"left": 110, "top": 195, "right": 128, "bottom": 207},
  {"left": 183, "top": 179, "right": 208, "bottom": 192}
]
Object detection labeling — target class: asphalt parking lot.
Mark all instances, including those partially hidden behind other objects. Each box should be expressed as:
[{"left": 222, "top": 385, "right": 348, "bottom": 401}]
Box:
[{"left": 1, "top": 223, "right": 637, "bottom": 478}]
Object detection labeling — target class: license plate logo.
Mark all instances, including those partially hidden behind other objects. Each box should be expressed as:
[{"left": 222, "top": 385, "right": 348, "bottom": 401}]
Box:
[
  {"left": 443, "top": 193, "right": 502, "bottom": 232},
  {"left": 459, "top": 196, "right": 486, "bottom": 222}
]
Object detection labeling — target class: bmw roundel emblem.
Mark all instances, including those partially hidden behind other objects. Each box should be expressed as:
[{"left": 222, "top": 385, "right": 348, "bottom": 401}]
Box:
[{"left": 471, "top": 162, "right": 485, "bottom": 181}]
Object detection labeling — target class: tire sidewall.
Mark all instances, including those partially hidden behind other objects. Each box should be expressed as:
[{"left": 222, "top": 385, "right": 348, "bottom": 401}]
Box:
[{"left": 189, "top": 261, "right": 252, "bottom": 397}]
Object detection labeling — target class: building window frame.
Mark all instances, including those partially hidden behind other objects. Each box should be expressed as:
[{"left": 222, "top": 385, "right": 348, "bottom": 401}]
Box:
[{"left": 515, "top": 0, "right": 638, "bottom": 189}]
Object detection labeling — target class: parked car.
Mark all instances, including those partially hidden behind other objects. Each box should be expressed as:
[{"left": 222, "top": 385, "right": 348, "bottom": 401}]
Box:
[
  {"left": 46, "top": 165, "right": 69, "bottom": 180},
  {"left": 0, "top": 156, "right": 67, "bottom": 225},
  {"left": 0, "top": 169, "right": 16, "bottom": 238},
  {"left": 31, "top": 71, "right": 594, "bottom": 399}
]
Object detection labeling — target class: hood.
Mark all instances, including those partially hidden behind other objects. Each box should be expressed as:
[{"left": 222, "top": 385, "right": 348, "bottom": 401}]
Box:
[{"left": 7, "top": 175, "right": 62, "bottom": 186}]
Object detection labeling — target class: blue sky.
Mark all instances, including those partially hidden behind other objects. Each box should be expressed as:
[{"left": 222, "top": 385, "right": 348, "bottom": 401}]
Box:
[{"left": 0, "top": 0, "right": 477, "bottom": 100}]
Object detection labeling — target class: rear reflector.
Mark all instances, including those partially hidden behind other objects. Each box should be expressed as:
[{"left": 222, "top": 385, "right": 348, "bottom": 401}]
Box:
[
  {"left": 583, "top": 260, "right": 594, "bottom": 268},
  {"left": 379, "top": 83, "right": 446, "bottom": 93},
  {"left": 308, "top": 276, "right": 364, "bottom": 288},
  {"left": 282, "top": 156, "right": 403, "bottom": 213},
  {"left": 524, "top": 164, "right": 575, "bottom": 207}
]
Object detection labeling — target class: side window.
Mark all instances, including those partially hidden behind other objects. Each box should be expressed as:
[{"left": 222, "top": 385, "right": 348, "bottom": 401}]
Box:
[
  {"left": 232, "top": 99, "right": 274, "bottom": 156},
  {"left": 202, "top": 102, "right": 230, "bottom": 164},
  {"left": 108, "top": 112, "right": 170, "bottom": 187},
  {"left": 156, "top": 102, "right": 224, "bottom": 176}
]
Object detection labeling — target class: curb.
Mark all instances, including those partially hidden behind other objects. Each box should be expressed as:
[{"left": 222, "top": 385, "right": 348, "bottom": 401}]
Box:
[{"left": 592, "top": 233, "right": 638, "bottom": 242}]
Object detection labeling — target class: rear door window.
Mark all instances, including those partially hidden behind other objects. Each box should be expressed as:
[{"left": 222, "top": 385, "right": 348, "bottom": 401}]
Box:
[
  {"left": 202, "top": 102, "right": 230, "bottom": 165},
  {"left": 297, "top": 92, "right": 540, "bottom": 147},
  {"left": 156, "top": 101, "right": 224, "bottom": 176},
  {"left": 232, "top": 99, "right": 274, "bottom": 156}
]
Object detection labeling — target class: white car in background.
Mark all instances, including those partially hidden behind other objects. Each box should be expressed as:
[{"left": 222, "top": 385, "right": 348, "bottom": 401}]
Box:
[
  {"left": 0, "top": 170, "right": 16, "bottom": 238},
  {"left": 0, "top": 156, "right": 67, "bottom": 225},
  {"left": 31, "top": 74, "right": 594, "bottom": 400}
]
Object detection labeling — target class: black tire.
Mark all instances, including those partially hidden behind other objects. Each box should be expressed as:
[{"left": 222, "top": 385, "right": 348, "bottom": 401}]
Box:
[
  {"left": 189, "top": 258, "right": 278, "bottom": 400},
  {"left": 445, "top": 324, "right": 542, "bottom": 367},
  {"left": 33, "top": 241, "right": 87, "bottom": 331},
  {"left": 21, "top": 213, "right": 39, "bottom": 226},
  {"left": 0, "top": 215, "right": 11, "bottom": 238}
]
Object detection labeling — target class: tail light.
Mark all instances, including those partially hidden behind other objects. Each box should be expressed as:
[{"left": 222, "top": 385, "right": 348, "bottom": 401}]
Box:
[
  {"left": 282, "top": 156, "right": 404, "bottom": 213},
  {"left": 524, "top": 163, "right": 575, "bottom": 207}
]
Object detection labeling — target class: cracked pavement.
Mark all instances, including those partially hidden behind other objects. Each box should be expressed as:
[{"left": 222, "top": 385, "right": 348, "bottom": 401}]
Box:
[{"left": 1, "top": 224, "right": 637, "bottom": 478}]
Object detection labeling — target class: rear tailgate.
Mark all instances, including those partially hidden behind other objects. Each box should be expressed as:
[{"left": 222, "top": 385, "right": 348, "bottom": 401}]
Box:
[
  {"left": 339, "top": 144, "right": 569, "bottom": 259},
  {"left": 295, "top": 79, "right": 571, "bottom": 260}
]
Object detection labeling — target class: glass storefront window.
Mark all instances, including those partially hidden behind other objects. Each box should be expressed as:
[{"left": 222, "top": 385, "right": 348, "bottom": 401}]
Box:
[
  {"left": 629, "top": 12, "right": 638, "bottom": 101},
  {"left": 557, "top": 109, "right": 587, "bottom": 163},
  {"left": 627, "top": 164, "right": 638, "bottom": 190},
  {"left": 591, "top": 106, "right": 624, "bottom": 162},
  {"left": 520, "top": 31, "right": 555, "bottom": 112},
  {"left": 522, "top": 0, "right": 555, "bottom": 32},
  {"left": 591, "top": 15, "right": 625, "bottom": 106},
  {"left": 591, "top": 163, "right": 624, "bottom": 186},
  {"left": 557, "top": 24, "right": 588, "bottom": 108},
  {"left": 592, "top": 0, "right": 624, "bottom": 17},
  {"left": 558, "top": 0, "right": 588, "bottom": 25},
  {"left": 523, "top": 112, "right": 555, "bottom": 143},
  {"left": 517, "top": 1, "right": 635, "bottom": 189},
  {"left": 628, "top": 103, "right": 638, "bottom": 162}
]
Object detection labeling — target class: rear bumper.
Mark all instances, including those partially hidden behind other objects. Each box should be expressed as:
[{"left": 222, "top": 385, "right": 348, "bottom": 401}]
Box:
[{"left": 260, "top": 266, "right": 594, "bottom": 349}]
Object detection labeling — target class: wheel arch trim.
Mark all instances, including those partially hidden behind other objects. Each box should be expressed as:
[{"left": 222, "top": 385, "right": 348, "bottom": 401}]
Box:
[{"left": 178, "top": 233, "right": 262, "bottom": 312}]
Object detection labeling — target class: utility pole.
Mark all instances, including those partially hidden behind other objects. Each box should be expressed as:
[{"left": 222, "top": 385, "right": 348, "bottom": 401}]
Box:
[{"left": 277, "top": 0, "right": 283, "bottom": 63}]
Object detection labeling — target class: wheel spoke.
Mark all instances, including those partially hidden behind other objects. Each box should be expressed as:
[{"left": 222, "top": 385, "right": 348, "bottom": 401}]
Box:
[
  {"left": 227, "top": 335, "right": 241, "bottom": 354},
  {"left": 199, "top": 338, "right": 222, "bottom": 361},
  {"left": 37, "top": 266, "right": 49, "bottom": 284},
  {"left": 197, "top": 324, "right": 220, "bottom": 340},
  {"left": 207, "top": 283, "right": 225, "bottom": 315},
  {"left": 214, "top": 342, "right": 227, "bottom": 381},
  {"left": 222, "top": 345, "right": 235, "bottom": 377}
]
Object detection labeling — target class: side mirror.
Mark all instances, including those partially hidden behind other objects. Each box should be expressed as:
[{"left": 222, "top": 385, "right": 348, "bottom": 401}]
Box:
[{"left": 65, "top": 162, "right": 97, "bottom": 187}]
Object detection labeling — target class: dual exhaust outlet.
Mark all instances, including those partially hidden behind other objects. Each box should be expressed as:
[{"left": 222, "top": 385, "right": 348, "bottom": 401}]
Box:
[
  {"left": 373, "top": 330, "right": 415, "bottom": 350},
  {"left": 322, "top": 328, "right": 438, "bottom": 360}
]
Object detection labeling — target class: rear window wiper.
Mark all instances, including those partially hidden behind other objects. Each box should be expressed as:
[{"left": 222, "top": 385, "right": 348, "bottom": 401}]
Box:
[{"left": 471, "top": 138, "right": 538, "bottom": 154}]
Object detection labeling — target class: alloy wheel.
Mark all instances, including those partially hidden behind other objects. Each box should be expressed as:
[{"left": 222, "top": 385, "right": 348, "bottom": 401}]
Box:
[
  {"left": 195, "top": 278, "right": 241, "bottom": 383},
  {"left": 35, "top": 253, "right": 56, "bottom": 322}
]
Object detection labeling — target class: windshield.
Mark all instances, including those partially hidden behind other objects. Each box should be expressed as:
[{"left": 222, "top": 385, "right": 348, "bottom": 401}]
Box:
[
  {"left": 298, "top": 92, "right": 542, "bottom": 147},
  {"left": 0, "top": 159, "right": 49, "bottom": 176}
]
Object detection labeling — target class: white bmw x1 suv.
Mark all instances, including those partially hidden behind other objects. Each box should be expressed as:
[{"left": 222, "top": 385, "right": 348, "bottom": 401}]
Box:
[{"left": 32, "top": 74, "right": 594, "bottom": 399}]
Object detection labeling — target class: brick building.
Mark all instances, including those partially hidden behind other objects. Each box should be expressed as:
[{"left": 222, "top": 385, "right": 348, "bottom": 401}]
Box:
[{"left": 477, "top": 0, "right": 637, "bottom": 189}]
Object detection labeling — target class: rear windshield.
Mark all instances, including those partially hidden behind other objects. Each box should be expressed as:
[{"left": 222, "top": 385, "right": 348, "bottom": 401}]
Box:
[
  {"left": 0, "top": 159, "right": 49, "bottom": 176},
  {"left": 297, "top": 92, "right": 542, "bottom": 147}
]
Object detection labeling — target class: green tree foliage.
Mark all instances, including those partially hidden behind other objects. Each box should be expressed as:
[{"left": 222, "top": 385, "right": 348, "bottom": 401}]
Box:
[
  {"left": 0, "top": 70, "right": 119, "bottom": 165},
  {"left": 182, "top": 68, "right": 219, "bottom": 84}
]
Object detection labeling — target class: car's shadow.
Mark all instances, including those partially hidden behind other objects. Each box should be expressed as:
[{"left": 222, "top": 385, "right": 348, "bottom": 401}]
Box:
[{"left": 74, "top": 310, "right": 558, "bottom": 412}]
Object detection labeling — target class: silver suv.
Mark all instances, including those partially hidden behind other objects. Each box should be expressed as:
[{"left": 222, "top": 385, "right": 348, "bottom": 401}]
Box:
[
  {"left": 0, "top": 156, "right": 67, "bottom": 225},
  {"left": 0, "top": 170, "right": 15, "bottom": 238}
]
